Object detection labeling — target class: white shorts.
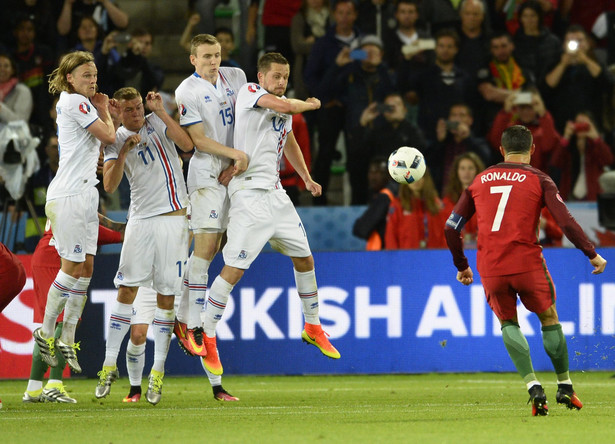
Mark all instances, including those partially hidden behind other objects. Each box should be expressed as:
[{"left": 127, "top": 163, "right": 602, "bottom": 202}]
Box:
[
  {"left": 114, "top": 214, "right": 189, "bottom": 295},
  {"left": 131, "top": 286, "right": 181, "bottom": 325},
  {"left": 45, "top": 187, "right": 99, "bottom": 262},
  {"left": 189, "top": 184, "right": 229, "bottom": 232},
  {"left": 223, "top": 189, "right": 311, "bottom": 269}
]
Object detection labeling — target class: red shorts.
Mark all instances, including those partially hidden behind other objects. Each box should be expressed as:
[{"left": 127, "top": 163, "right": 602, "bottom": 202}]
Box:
[
  {"left": 481, "top": 268, "right": 556, "bottom": 321},
  {"left": 0, "top": 243, "right": 26, "bottom": 313}
]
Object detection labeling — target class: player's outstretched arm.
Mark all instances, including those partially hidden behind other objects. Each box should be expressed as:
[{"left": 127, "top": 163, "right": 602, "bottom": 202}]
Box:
[
  {"left": 186, "top": 124, "right": 249, "bottom": 174},
  {"left": 257, "top": 94, "right": 320, "bottom": 115},
  {"left": 146, "top": 91, "right": 194, "bottom": 152},
  {"left": 590, "top": 254, "right": 607, "bottom": 274}
]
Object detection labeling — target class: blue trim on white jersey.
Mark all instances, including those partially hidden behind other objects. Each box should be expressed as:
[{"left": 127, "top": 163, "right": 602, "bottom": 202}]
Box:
[
  {"left": 148, "top": 130, "right": 183, "bottom": 211},
  {"left": 84, "top": 117, "right": 98, "bottom": 128}
]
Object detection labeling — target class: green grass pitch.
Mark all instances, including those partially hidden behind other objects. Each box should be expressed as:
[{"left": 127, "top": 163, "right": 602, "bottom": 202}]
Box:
[{"left": 1, "top": 372, "right": 614, "bottom": 443}]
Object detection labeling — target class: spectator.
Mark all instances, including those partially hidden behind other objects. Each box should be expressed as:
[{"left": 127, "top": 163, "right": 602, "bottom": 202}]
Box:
[
  {"left": 261, "top": 0, "right": 302, "bottom": 63},
  {"left": 429, "top": 102, "right": 491, "bottom": 192},
  {"left": 72, "top": 16, "right": 120, "bottom": 95},
  {"left": 280, "top": 113, "right": 312, "bottom": 205},
  {"left": 0, "top": 53, "right": 33, "bottom": 124},
  {"left": 512, "top": 0, "right": 561, "bottom": 85},
  {"left": 544, "top": 25, "right": 611, "bottom": 132},
  {"left": 179, "top": 12, "right": 201, "bottom": 52},
  {"left": 385, "top": 168, "right": 448, "bottom": 249},
  {"left": 215, "top": 27, "right": 241, "bottom": 68},
  {"left": 550, "top": 111, "right": 614, "bottom": 201},
  {"left": 559, "top": 0, "right": 615, "bottom": 39},
  {"left": 304, "top": 0, "right": 361, "bottom": 205},
  {"left": 57, "top": 0, "right": 129, "bottom": 47},
  {"left": 358, "top": 92, "right": 427, "bottom": 166},
  {"left": 488, "top": 89, "right": 560, "bottom": 173},
  {"left": 352, "top": 156, "right": 398, "bottom": 250},
  {"left": 11, "top": 15, "right": 55, "bottom": 129},
  {"left": 477, "top": 31, "right": 535, "bottom": 129},
  {"left": 403, "top": 28, "right": 475, "bottom": 143},
  {"left": 290, "top": 0, "right": 330, "bottom": 100},
  {"left": 111, "top": 28, "right": 165, "bottom": 98},
  {"left": 495, "top": 0, "right": 558, "bottom": 36},
  {"left": 356, "top": 0, "right": 396, "bottom": 39},
  {"left": 320, "top": 34, "right": 395, "bottom": 204},
  {"left": 539, "top": 207, "right": 564, "bottom": 246},
  {"left": 382, "top": 0, "right": 432, "bottom": 75},
  {"left": 420, "top": 0, "right": 462, "bottom": 34},
  {"left": 456, "top": 0, "right": 491, "bottom": 80},
  {"left": 442, "top": 151, "right": 484, "bottom": 247},
  {"left": 2, "top": 0, "right": 58, "bottom": 49}
]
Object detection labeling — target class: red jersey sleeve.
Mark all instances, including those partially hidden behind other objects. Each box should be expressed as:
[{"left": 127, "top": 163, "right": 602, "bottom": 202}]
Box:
[{"left": 539, "top": 171, "right": 597, "bottom": 259}]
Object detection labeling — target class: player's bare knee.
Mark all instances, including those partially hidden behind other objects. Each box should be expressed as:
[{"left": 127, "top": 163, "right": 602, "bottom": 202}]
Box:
[
  {"left": 220, "top": 265, "right": 244, "bottom": 285},
  {"left": 537, "top": 305, "right": 559, "bottom": 326},
  {"left": 291, "top": 255, "right": 314, "bottom": 272},
  {"left": 117, "top": 286, "right": 138, "bottom": 304},
  {"left": 156, "top": 294, "right": 174, "bottom": 310},
  {"left": 130, "top": 325, "right": 148, "bottom": 344}
]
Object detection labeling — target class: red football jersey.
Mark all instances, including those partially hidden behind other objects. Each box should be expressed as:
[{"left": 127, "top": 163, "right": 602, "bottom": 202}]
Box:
[{"left": 445, "top": 162, "right": 596, "bottom": 277}]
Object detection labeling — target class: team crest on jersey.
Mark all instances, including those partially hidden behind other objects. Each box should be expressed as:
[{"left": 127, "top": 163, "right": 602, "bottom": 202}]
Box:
[
  {"left": 248, "top": 84, "right": 260, "bottom": 93},
  {"left": 238, "top": 250, "right": 247, "bottom": 259},
  {"left": 556, "top": 193, "right": 564, "bottom": 204},
  {"left": 179, "top": 104, "right": 187, "bottom": 116},
  {"left": 226, "top": 87, "right": 234, "bottom": 97},
  {"left": 209, "top": 210, "right": 218, "bottom": 219},
  {"left": 78, "top": 102, "right": 90, "bottom": 114},
  {"left": 146, "top": 125, "right": 155, "bottom": 135},
  {"left": 204, "top": 95, "right": 212, "bottom": 103},
  {"left": 73, "top": 244, "right": 82, "bottom": 253},
  {"left": 117, "top": 272, "right": 124, "bottom": 281}
]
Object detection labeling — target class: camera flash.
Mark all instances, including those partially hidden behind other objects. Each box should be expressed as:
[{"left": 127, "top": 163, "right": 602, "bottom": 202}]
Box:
[{"left": 567, "top": 40, "right": 578, "bottom": 51}]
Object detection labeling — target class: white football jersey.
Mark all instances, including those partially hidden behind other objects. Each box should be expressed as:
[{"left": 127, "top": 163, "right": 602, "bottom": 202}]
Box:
[
  {"left": 47, "top": 91, "right": 100, "bottom": 200},
  {"left": 175, "top": 67, "right": 246, "bottom": 194},
  {"left": 229, "top": 83, "right": 293, "bottom": 197},
  {"left": 104, "top": 113, "right": 188, "bottom": 220}
]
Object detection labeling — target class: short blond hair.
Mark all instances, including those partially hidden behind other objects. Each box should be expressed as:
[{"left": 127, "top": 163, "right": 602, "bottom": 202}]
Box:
[
  {"left": 190, "top": 34, "right": 219, "bottom": 56},
  {"left": 48, "top": 51, "right": 95, "bottom": 95},
  {"left": 113, "top": 87, "right": 141, "bottom": 101}
]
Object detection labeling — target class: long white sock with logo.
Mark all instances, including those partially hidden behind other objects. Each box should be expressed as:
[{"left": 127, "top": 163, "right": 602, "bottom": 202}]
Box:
[
  {"left": 103, "top": 302, "right": 133, "bottom": 367},
  {"left": 42, "top": 270, "right": 77, "bottom": 337},
  {"left": 152, "top": 307, "right": 174, "bottom": 373},
  {"left": 202, "top": 276, "right": 233, "bottom": 337},
  {"left": 188, "top": 256, "right": 210, "bottom": 328},
  {"left": 126, "top": 340, "right": 146, "bottom": 386},
  {"left": 294, "top": 269, "right": 320, "bottom": 325},
  {"left": 60, "top": 277, "right": 90, "bottom": 344}
]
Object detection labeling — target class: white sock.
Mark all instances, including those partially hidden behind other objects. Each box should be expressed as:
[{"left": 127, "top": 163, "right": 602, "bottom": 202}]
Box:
[
  {"left": 103, "top": 302, "right": 133, "bottom": 367},
  {"left": 188, "top": 256, "right": 210, "bottom": 328},
  {"left": 294, "top": 269, "right": 320, "bottom": 325},
  {"left": 152, "top": 307, "right": 174, "bottom": 373},
  {"left": 558, "top": 378, "right": 573, "bottom": 385},
  {"left": 202, "top": 276, "right": 233, "bottom": 337},
  {"left": 526, "top": 380, "right": 542, "bottom": 390},
  {"left": 42, "top": 270, "right": 77, "bottom": 337},
  {"left": 126, "top": 340, "right": 146, "bottom": 386},
  {"left": 26, "top": 380, "right": 43, "bottom": 392},
  {"left": 60, "top": 277, "right": 90, "bottom": 344}
]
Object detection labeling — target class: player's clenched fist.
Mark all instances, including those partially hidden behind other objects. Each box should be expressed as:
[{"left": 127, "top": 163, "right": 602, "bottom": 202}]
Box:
[{"left": 121, "top": 134, "right": 141, "bottom": 154}]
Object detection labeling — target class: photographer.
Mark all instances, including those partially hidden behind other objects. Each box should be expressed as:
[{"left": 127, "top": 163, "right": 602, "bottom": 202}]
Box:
[
  {"left": 544, "top": 25, "right": 611, "bottom": 132},
  {"left": 0, "top": 53, "right": 33, "bottom": 124},
  {"left": 550, "top": 112, "right": 614, "bottom": 202},
  {"left": 428, "top": 102, "right": 491, "bottom": 193},
  {"left": 488, "top": 88, "right": 560, "bottom": 174}
]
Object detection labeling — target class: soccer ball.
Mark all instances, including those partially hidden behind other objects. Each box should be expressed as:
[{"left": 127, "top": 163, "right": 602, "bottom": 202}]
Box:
[{"left": 387, "top": 146, "right": 426, "bottom": 184}]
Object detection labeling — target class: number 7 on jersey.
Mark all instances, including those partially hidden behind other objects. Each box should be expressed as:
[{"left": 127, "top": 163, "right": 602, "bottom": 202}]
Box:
[{"left": 490, "top": 185, "right": 512, "bottom": 232}]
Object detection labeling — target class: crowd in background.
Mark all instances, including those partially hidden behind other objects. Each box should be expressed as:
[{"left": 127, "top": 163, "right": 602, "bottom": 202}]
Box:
[{"left": 1, "top": 0, "right": 615, "bottom": 252}]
